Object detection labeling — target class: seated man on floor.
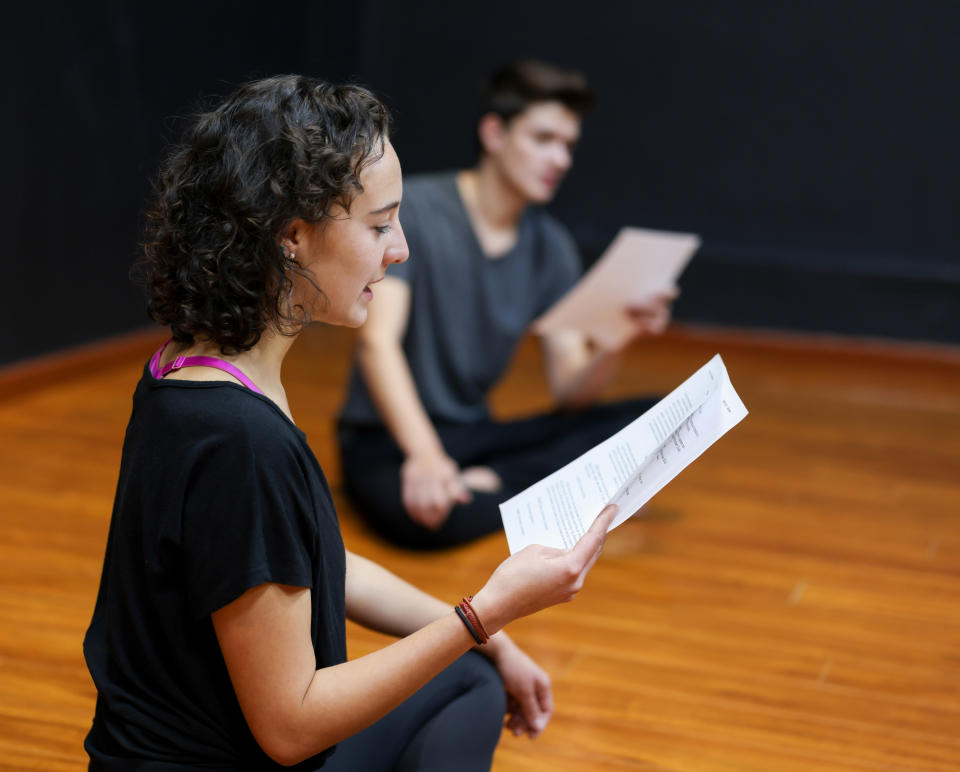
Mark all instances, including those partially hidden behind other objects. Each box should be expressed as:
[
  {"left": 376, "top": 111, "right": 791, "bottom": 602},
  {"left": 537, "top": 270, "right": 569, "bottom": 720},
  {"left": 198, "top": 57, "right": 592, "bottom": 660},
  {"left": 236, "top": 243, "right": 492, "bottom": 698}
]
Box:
[{"left": 337, "top": 58, "right": 675, "bottom": 549}]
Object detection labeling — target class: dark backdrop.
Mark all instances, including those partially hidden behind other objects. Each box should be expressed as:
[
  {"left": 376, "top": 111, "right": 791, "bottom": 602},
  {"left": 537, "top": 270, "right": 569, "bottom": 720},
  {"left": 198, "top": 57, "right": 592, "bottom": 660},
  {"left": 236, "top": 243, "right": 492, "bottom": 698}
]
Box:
[{"left": 3, "top": 0, "right": 958, "bottom": 367}]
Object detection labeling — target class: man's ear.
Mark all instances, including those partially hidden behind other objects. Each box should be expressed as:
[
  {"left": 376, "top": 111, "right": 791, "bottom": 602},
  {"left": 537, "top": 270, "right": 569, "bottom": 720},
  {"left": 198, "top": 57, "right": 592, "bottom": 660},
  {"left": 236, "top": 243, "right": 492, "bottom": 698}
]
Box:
[{"left": 477, "top": 113, "right": 507, "bottom": 156}]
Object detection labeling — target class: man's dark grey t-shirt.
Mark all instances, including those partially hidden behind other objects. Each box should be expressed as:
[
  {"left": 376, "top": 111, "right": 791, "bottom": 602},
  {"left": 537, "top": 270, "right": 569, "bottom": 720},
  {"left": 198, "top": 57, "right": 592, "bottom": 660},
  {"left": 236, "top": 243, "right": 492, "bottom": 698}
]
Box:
[{"left": 339, "top": 171, "right": 581, "bottom": 426}]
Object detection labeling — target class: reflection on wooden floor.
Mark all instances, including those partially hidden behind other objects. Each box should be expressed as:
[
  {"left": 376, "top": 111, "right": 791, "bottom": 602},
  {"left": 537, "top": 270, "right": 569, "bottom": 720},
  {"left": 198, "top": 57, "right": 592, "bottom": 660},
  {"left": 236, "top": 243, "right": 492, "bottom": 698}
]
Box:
[{"left": 1, "top": 323, "right": 958, "bottom": 771}]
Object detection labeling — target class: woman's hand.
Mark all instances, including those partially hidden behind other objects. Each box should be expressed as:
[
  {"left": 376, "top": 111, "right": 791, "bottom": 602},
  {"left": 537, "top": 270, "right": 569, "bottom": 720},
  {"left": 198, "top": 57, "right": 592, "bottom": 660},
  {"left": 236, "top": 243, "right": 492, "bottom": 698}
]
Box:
[
  {"left": 488, "top": 636, "right": 553, "bottom": 738},
  {"left": 470, "top": 503, "right": 618, "bottom": 633}
]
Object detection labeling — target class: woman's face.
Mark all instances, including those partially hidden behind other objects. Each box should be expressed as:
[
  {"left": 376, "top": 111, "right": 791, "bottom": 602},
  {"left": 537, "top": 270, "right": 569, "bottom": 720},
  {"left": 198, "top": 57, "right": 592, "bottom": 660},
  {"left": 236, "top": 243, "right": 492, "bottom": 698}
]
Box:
[{"left": 288, "top": 140, "right": 408, "bottom": 327}]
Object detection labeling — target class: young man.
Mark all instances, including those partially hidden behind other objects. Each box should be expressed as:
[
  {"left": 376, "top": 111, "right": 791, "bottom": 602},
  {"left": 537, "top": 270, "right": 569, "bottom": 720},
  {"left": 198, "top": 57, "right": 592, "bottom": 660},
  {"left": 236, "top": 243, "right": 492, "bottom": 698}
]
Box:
[{"left": 338, "top": 59, "right": 675, "bottom": 549}]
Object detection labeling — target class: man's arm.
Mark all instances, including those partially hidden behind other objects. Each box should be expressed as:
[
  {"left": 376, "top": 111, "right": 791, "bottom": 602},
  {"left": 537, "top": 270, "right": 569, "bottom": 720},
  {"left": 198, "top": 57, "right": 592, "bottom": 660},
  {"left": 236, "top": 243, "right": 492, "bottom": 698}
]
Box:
[
  {"left": 355, "top": 276, "right": 470, "bottom": 529},
  {"left": 541, "top": 290, "right": 677, "bottom": 408},
  {"left": 540, "top": 328, "right": 623, "bottom": 409}
]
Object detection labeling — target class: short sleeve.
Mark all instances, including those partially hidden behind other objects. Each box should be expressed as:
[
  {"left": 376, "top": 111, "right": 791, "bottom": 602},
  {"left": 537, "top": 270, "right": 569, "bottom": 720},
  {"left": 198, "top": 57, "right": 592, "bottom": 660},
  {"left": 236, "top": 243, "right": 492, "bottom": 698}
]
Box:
[
  {"left": 181, "top": 428, "right": 317, "bottom": 619},
  {"left": 535, "top": 214, "right": 583, "bottom": 316}
]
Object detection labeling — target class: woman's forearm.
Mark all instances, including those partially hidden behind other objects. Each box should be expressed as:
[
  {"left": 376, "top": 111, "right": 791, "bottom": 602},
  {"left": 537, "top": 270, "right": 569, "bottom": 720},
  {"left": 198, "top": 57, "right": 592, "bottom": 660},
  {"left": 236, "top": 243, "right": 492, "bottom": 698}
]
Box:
[
  {"left": 345, "top": 551, "right": 516, "bottom": 662},
  {"left": 296, "top": 613, "right": 477, "bottom": 758},
  {"left": 345, "top": 551, "right": 450, "bottom": 635}
]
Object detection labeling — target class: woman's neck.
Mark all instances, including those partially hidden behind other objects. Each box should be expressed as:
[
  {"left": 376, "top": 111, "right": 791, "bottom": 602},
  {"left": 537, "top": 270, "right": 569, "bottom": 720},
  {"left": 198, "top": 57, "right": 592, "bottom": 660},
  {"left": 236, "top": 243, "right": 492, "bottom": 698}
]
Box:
[{"left": 166, "top": 328, "right": 297, "bottom": 420}]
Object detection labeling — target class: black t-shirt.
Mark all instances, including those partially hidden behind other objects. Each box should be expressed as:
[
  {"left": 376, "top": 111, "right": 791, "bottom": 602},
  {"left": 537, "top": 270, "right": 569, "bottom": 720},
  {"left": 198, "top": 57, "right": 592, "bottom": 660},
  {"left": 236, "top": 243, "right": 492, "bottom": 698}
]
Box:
[{"left": 83, "top": 363, "right": 346, "bottom": 770}]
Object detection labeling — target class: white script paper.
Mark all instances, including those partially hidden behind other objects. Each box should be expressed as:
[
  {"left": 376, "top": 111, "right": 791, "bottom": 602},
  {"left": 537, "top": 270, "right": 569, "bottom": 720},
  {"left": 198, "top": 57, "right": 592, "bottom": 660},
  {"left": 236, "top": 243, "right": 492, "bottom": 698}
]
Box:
[
  {"left": 533, "top": 227, "right": 700, "bottom": 349},
  {"left": 499, "top": 354, "right": 748, "bottom": 554}
]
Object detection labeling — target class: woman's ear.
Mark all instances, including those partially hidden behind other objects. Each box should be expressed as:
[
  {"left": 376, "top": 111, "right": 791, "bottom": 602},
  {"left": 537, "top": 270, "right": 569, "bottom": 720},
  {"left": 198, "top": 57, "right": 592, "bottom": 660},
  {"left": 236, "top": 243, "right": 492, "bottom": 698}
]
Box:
[
  {"left": 280, "top": 219, "right": 307, "bottom": 258},
  {"left": 477, "top": 113, "right": 507, "bottom": 156}
]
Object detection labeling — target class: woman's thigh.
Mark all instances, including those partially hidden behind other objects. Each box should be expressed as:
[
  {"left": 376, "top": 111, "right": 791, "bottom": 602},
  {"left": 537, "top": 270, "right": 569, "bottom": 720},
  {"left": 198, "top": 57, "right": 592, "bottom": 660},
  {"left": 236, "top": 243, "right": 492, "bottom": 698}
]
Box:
[{"left": 320, "top": 652, "right": 505, "bottom": 772}]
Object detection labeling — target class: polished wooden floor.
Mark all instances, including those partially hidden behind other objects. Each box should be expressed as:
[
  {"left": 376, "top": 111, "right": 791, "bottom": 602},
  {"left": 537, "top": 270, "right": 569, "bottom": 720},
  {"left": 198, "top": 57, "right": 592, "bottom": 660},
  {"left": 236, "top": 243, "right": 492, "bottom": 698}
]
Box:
[{"left": 1, "top": 323, "right": 958, "bottom": 770}]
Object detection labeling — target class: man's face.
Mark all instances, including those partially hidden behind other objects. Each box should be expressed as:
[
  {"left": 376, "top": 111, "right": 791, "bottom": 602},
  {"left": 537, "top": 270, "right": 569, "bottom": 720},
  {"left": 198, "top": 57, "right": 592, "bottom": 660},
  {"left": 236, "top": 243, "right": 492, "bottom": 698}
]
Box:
[{"left": 485, "top": 101, "right": 582, "bottom": 205}]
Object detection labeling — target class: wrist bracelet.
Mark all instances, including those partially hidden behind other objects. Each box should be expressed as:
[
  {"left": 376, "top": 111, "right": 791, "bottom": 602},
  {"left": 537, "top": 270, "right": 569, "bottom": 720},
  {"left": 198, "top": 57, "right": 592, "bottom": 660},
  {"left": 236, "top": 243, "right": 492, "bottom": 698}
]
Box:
[
  {"left": 455, "top": 604, "right": 485, "bottom": 645},
  {"left": 457, "top": 596, "right": 490, "bottom": 644},
  {"left": 460, "top": 596, "right": 490, "bottom": 641}
]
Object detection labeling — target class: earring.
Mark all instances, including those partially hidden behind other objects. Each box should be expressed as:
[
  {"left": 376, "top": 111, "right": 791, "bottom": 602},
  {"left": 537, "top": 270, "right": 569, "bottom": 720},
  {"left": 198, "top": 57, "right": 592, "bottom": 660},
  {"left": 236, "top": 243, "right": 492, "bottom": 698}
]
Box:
[{"left": 285, "top": 252, "right": 295, "bottom": 305}]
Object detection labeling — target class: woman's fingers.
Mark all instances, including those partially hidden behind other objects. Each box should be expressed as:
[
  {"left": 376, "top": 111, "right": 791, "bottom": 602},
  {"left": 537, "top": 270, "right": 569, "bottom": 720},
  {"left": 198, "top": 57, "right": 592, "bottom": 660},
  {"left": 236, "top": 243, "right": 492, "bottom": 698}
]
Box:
[
  {"left": 517, "top": 688, "right": 548, "bottom": 737},
  {"left": 475, "top": 504, "right": 619, "bottom": 628},
  {"left": 557, "top": 503, "right": 618, "bottom": 594},
  {"left": 570, "top": 503, "right": 618, "bottom": 567},
  {"left": 576, "top": 538, "right": 605, "bottom": 584},
  {"left": 506, "top": 711, "right": 528, "bottom": 736},
  {"left": 534, "top": 676, "right": 554, "bottom": 733},
  {"left": 508, "top": 675, "right": 554, "bottom": 739}
]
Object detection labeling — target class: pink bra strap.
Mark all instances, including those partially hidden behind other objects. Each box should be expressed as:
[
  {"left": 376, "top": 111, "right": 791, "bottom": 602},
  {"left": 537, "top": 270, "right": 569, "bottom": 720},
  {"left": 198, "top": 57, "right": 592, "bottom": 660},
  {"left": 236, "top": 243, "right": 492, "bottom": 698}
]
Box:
[
  {"left": 149, "top": 339, "right": 264, "bottom": 395},
  {"left": 148, "top": 338, "right": 172, "bottom": 379}
]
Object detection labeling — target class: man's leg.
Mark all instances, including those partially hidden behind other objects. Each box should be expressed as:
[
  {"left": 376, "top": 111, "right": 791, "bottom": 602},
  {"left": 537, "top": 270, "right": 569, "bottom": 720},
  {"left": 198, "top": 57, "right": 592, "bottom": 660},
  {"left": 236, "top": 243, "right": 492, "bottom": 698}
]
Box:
[
  {"left": 339, "top": 397, "right": 656, "bottom": 549},
  {"left": 441, "top": 397, "right": 658, "bottom": 492},
  {"left": 339, "top": 423, "right": 509, "bottom": 549}
]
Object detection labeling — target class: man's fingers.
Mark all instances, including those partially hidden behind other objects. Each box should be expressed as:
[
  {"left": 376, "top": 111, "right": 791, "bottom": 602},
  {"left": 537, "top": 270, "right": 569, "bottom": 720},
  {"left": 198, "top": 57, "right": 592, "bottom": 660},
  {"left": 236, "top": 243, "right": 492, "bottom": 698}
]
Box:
[
  {"left": 425, "top": 500, "right": 449, "bottom": 530},
  {"left": 627, "top": 287, "right": 677, "bottom": 314},
  {"left": 447, "top": 476, "right": 473, "bottom": 505},
  {"left": 403, "top": 488, "right": 426, "bottom": 523}
]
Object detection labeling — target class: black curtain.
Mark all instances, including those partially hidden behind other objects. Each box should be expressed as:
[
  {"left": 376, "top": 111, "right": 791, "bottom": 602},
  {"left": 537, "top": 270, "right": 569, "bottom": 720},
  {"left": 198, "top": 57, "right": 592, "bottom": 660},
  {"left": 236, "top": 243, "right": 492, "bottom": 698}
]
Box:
[{"left": 3, "top": 0, "right": 958, "bottom": 366}]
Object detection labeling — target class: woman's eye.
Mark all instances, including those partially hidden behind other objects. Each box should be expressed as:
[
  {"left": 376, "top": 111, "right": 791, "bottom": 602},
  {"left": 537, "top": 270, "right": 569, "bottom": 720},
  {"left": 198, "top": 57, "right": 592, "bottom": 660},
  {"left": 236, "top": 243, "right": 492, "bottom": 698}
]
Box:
[{"left": 374, "top": 225, "right": 392, "bottom": 235}]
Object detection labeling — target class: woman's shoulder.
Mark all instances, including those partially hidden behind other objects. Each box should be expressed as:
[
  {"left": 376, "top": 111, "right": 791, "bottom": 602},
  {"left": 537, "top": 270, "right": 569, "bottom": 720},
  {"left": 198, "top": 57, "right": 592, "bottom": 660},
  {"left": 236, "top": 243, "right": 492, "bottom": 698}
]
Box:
[{"left": 136, "top": 373, "right": 306, "bottom": 454}]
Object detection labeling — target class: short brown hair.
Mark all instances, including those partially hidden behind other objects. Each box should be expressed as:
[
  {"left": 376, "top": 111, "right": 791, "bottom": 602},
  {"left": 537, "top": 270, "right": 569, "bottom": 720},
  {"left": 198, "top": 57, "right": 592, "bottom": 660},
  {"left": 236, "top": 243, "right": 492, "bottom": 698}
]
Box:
[{"left": 480, "top": 58, "right": 595, "bottom": 126}]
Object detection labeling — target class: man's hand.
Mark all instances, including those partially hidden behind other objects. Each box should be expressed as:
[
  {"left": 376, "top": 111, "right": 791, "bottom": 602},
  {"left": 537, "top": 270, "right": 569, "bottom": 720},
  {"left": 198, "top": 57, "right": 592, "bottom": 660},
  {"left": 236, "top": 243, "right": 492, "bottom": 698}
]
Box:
[
  {"left": 623, "top": 286, "right": 679, "bottom": 342},
  {"left": 401, "top": 452, "right": 472, "bottom": 530}
]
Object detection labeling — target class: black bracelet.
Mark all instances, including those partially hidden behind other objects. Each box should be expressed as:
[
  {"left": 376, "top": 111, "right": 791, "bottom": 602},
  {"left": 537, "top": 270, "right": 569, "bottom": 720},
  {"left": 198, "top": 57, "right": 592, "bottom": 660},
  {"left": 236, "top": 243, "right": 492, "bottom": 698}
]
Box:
[{"left": 455, "top": 605, "right": 484, "bottom": 646}]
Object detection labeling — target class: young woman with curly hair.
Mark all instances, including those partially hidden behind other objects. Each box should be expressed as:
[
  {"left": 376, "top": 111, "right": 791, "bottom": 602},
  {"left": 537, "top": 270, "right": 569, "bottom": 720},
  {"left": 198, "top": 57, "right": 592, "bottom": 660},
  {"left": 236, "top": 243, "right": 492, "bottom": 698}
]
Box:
[{"left": 82, "top": 74, "right": 616, "bottom": 770}]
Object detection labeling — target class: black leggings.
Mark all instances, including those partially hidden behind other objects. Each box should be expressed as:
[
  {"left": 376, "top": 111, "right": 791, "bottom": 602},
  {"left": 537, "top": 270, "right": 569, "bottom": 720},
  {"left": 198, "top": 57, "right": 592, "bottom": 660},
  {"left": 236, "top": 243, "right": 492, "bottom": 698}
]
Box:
[
  {"left": 320, "top": 652, "right": 505, "bottom": 772},
  {"left": 339, "top": 397, "right": 656, "bottom": 550}
]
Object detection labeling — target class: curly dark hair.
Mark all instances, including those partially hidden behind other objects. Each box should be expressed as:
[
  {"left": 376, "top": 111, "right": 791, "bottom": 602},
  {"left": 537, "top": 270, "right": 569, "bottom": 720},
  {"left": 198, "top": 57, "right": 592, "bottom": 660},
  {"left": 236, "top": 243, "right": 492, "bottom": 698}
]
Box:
[{"left": 137, "top": 75, "right": 391, "bottom": 353}]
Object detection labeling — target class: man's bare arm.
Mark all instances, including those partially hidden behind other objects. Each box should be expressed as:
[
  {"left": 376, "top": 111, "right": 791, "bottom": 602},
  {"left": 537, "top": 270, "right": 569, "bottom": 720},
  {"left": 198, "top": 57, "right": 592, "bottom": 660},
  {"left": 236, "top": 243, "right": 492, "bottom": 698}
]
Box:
[{"left": 355, "top": 277, "right": 470, "bottom": 528}]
